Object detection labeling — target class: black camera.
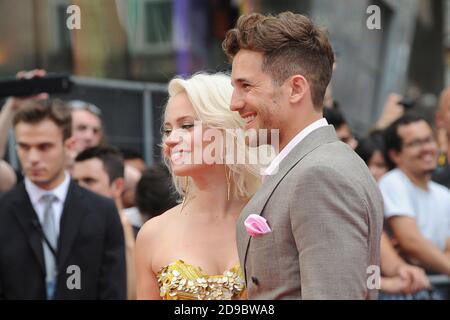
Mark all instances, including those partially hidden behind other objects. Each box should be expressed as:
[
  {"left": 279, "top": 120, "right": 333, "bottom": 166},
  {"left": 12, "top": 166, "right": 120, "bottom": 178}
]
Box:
[
  {"left": 398, "top": 98, "right": 415, "bottom": 110},
  {"left": 0, "top": 73, "right": 73, "bottom": 98}
]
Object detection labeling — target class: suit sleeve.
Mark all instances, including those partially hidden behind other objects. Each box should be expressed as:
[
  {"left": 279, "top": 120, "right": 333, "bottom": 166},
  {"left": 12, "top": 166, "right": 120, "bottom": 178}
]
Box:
[
  {"left": 0, "top": 263, "right": 3, "bottom": 299},
  {"left": 0, "top": 198, "right": 5, "bottom": 300},
  {"left": 98, "top": 201, "right": 127, "bottom": 299},
  {"left": 290, "top": 165, "right": 372, "bottom": 299}
]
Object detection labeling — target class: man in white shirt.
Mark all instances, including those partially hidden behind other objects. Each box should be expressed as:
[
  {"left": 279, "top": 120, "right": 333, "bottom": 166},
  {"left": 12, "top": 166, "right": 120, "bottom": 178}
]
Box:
[
  {"left": 223, "top": 11, "right": 383, "bottom": 299},
  {"left": 380, "top": 114, "right": 450, "bottom": 276},
  {"left": 0, "top": 98, "right": 126, "bottom": 299}
]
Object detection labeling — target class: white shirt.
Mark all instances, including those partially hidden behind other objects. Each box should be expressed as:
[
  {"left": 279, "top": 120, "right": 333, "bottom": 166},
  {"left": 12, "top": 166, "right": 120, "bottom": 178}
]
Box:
[
  {"left": 124, "top": 206, "right": 143, "bottom": 228},
  {"left": 379, "top": 168, "right": 450, "bottom": 250},
  {"left": 24, "top": 172, "right": 71, "bottom": 238},
  {"left": 263, "top": 118, "right": 328, "bottom": 177}
]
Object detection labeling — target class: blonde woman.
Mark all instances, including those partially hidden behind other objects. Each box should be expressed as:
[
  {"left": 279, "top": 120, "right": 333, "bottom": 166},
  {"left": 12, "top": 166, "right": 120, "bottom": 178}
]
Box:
[{"left": 135, "top": 73, "right": 261, "bottom": 300}]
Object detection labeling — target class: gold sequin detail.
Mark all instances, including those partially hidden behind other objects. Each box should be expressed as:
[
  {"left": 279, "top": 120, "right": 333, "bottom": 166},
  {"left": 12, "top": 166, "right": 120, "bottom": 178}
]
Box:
[
  {"left": 156, "top": 260, "right": 245, "bottom": 300},
  {"left": 438, "top": 152, "right": 447, "bottom": 167}
]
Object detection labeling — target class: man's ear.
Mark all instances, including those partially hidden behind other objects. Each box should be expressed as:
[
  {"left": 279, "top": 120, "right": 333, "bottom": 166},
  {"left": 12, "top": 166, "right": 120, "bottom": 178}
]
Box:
[
  {"left": 64, "top": 136, "right": 77, "bottom": 152},
  {"left": 111, "top": 177, "right": 125, "bottom": 199},
  {"left": 288, "top": 75, "right": 309, "bottom": 104},
  {"left": 388, "top": 149, "right": 401, "bottom": 167},
  {"left": 435, "top": 110, "right": 445, "bottom": 129}
]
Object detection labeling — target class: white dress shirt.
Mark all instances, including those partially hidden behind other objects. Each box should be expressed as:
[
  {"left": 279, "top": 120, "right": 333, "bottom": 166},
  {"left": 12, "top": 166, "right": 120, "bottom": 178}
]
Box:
[
  {"left": 263, "top": 118, "right": 328, "bottom": 178},
  {"left": 24, "top": 172, "right": 71, "bottom": 238}
]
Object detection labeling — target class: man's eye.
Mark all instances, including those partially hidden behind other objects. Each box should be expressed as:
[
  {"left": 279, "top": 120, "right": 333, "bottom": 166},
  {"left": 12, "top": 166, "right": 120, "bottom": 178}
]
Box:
[
  {"left": 38, "top": 144, "right": 51, "bottom": 151},
  {"left": 85, "top": 178, "right": 95, "bottom": 185}
]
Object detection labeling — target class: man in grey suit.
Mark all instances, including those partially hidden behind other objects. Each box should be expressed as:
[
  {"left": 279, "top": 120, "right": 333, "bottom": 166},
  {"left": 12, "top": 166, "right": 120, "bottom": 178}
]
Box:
[{"left": 222, "top": 12, "right": 383, "bottom": 299}]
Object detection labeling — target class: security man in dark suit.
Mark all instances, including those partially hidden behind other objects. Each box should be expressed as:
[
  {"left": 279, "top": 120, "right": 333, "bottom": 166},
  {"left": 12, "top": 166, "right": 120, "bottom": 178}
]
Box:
[{"left": 0, "top": 97, "right": 126, "bottom": 299}]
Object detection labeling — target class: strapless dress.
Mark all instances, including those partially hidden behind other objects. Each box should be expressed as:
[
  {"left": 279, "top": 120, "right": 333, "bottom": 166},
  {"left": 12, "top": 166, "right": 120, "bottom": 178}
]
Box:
[{"left": 156, "top": 259, "right": 246, "bottom": 300}]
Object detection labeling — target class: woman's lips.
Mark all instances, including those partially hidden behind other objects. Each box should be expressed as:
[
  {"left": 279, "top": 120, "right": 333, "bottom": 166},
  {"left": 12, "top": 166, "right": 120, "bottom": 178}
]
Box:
[{"left": 171, "top": 150, "right": 191, "bottom": 163}]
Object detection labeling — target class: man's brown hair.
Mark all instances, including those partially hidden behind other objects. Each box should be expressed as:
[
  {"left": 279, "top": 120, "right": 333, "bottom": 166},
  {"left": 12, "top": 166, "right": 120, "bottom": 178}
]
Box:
[
  {"left": 222, "top": 11, "right": 335, "bottom": 109},
  {"left": 13, "top": 98, "right": 72, "bottom": 141}
]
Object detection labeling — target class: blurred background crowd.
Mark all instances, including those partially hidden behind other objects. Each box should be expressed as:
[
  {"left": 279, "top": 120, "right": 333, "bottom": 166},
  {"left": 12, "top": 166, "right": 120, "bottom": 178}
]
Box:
[{"left": 1, "top": 0, "right": 450, "bottom": 300}]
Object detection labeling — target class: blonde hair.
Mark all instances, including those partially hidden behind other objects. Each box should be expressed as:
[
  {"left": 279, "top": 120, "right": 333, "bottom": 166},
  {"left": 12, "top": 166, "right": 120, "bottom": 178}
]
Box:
[{"left": 163, "top": 72, "right": 261, "bottom": 200}]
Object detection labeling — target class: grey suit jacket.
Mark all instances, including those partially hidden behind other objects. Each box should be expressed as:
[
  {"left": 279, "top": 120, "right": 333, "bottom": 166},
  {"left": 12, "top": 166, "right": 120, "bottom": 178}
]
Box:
[{"left": 237, "top": 125, "right": 383, "bottom": 299}]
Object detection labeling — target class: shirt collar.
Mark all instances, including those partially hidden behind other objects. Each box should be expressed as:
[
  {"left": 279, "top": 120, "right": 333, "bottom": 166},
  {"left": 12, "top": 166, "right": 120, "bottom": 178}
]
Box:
[
  {"left": 263, "top": 118, "right": 328, "bottom": 177},
  {"left": 25, "top": 171, "right": 71, "bottom": 205}
]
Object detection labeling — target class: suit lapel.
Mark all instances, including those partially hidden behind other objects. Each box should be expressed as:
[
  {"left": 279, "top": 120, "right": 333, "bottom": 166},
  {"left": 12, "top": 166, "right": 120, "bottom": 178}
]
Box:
[
  {"left": 238, "top": 125, "right": 338, "bottom": 280},
  {"left": 57, "top": 181, "right": 87, "bottom": 270},
  {"left": 12, "top": 183, "right": 46, "bottom": 274}
]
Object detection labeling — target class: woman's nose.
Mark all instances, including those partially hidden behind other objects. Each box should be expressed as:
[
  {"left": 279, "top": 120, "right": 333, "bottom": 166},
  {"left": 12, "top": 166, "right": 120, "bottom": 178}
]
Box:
[{"left": 164, "top": 129, "right": 184, "bottom": 147}]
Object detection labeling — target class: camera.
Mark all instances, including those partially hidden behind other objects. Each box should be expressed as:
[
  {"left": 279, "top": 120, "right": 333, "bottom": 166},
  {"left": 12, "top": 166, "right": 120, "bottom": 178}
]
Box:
[
  {"left": 398, "top": 98, "right": 415, "bottom": 110},
  {"left": 0, "top": 73, "right": 73, "bottom": 98}
]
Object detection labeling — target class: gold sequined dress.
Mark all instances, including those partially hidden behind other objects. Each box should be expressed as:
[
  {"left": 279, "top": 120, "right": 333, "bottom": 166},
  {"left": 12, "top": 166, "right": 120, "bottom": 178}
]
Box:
[{"left": 156, "top": 260, "right": 246, "bottom": 300}]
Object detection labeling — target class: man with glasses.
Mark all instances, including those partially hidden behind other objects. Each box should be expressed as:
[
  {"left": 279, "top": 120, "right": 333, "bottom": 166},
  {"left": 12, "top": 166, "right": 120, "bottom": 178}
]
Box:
[
  {"left": 68, "top": 100, "right": 104, "bottom": 154},
  {"left": 66, "top": 100, "right": 104, "bottom": 171},
  {"left": 433, "top": 86, "right": 450, "bottom": 188},
  {"left": 380, "top": 115, "right": 450, "bottom": 288}
]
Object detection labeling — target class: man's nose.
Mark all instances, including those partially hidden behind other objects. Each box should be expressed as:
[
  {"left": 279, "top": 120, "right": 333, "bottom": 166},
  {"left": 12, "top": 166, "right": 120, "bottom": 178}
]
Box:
[
  {"left": 421, "top": 138, "right": 437, "bottom": 152},
  {"left": 28, "top": 148, "right": 41, "bottom": 164},
  {"left": 84, "top": 129, "right": 95, "bottom": 140},
  {"left": 77, "top": 180, "right": 89, "bottom": 190},
  {"left": 230, "top": 90, "right": 244, "bottom": 112}
]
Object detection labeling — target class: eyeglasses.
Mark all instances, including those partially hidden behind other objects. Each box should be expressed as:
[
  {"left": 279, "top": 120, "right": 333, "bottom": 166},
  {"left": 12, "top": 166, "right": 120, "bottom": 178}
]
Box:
[
  {"left": 68, "top": 100, "right": 102, "bottom": 116},
  {"left": 403, "top": 136, "right": 436, "bottom": 149}
]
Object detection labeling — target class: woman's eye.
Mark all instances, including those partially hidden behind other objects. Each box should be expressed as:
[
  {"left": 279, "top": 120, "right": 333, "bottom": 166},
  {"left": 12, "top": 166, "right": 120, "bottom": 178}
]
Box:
[
  {"left": 163, "top": 129, "right": 171, "bottom": 136},
  {"left": 181, "top": 124, "right": 194, "bottom": 130}
]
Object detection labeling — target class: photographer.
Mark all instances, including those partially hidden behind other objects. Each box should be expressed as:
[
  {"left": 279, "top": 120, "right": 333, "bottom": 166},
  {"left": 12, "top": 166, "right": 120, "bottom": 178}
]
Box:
[
  {"left": 374, "top": 93, "right": 406, "bottom": 131},
  {"left": 0, "top": 70, "right": 49, "bottom": 193},
  {"left": 0, "top": 70, "right": 49, "bottom": 159}
]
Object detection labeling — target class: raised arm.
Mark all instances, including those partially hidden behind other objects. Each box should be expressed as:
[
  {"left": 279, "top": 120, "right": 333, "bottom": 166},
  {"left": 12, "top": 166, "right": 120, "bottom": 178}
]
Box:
[{"left": 0, "top": 70, "right": 48, "bottom": 159}]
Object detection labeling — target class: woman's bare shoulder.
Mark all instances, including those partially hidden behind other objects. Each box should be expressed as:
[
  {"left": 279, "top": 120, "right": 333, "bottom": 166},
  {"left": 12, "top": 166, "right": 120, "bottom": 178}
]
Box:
[{"left": 136, "top": 204, "right": 182, "bottom": 242}]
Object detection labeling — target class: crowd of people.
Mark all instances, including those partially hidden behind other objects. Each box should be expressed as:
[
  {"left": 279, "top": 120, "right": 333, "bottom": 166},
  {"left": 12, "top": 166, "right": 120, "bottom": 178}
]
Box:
[
  {"left": 0, "top": 11, "right": 449, "bottom": 300},
  {"left": 0, "top": 81, "right": 177, "bottom": 299},
  {"left": 325, "top": 88, "right": 450, "bottom": 299}
]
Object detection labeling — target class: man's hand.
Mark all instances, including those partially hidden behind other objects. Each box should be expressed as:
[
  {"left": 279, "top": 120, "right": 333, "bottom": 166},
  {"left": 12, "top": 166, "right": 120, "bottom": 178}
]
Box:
[
  {"left": 381, "top": 264, "right": 430, "bottom": 295},
  {"left": 4, "top": 69, "right": 49, "bottom": 111},
  {"left": 375, "top": 93, "right": 405, "bottom": 130},
  {"left": 0, "top": 69, "right": 50, "bottom": 159},
  {"left": 396, "top": 264, "right": 430, "bottom": 294}
]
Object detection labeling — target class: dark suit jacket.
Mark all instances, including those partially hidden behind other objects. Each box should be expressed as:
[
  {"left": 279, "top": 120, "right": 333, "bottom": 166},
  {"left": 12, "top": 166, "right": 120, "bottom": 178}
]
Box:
[{"left": 0, "top": 180, "right": 126, "bottom": 299}]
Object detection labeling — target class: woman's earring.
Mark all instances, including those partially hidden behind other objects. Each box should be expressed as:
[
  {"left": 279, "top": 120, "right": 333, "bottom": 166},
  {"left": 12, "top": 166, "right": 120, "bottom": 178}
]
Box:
[
  {"left": 181, "top": 176, "right": 189, "bottom": 213},
  {"left": 226, "top": 167, "right": 231, "bottom": 201}
]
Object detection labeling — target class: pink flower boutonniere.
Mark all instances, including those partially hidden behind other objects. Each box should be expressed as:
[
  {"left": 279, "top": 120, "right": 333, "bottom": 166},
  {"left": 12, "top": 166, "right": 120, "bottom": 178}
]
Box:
[{"left": 244, "top": 214, "right": 272, "bottom": 237}]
